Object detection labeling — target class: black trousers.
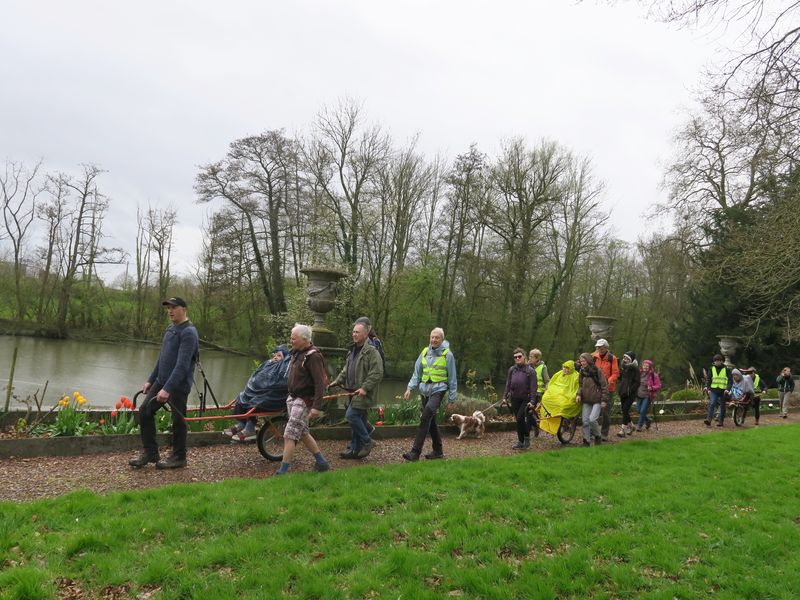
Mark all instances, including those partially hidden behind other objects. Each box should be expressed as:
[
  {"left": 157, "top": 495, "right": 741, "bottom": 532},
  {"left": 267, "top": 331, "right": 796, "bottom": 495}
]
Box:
[
  {"left": 139, "top": 382, "right": 188, "bottom": 459},
  {"left": 411, "top": 391, "right": 445, "bottom": 453},
  {"left": 510, "top": 397, "right": 532, "bottom": 442},
  {"left": 619, "top": 395, "right": 635, "bottom": 426}
]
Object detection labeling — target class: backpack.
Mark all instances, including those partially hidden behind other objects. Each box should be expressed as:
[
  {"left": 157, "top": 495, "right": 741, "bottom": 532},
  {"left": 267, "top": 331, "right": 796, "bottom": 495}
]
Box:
[{"left": 367, "top": 331, "right": 386, "bottom": 369}]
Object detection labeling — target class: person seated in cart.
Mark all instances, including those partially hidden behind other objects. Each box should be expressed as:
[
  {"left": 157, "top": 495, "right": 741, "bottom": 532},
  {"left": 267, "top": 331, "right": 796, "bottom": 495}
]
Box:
[
  {"left": 225, "top": 344, "right": 291, "bottom": 442},
  {"left": 534, "top": 360, "right": 581, "bottom": 436}
]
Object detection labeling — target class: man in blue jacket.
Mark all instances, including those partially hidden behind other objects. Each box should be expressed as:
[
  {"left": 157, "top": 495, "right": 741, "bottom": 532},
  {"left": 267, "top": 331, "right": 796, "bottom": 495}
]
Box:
[
  {"left": 402, "top": 327, "right": 457, "bottom": 461},
  {"left": 129, "top": 297, "right": 199, "bottom": 469}
]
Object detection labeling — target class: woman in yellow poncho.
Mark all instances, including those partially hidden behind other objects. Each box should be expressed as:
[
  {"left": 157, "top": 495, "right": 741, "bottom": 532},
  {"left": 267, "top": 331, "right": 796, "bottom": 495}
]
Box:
[{"left": 537, "top": 360, "right": 581, "bottom": 435}]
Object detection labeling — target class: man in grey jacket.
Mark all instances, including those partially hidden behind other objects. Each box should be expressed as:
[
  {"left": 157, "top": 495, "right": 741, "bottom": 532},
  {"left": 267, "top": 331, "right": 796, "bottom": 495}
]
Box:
[
  {"left": 330, "top": 320, "right": 384, "bottom": 459},
  {"left": 402, "top": 327, "right": 457, "bottom": 461},
  {"left": 129, "top": 297, "right": 198, "bottom": 470}
]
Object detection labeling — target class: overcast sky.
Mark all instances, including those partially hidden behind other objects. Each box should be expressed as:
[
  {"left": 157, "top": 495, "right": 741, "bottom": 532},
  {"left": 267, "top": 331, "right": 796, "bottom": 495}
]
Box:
[{"left": 1, "top": 0, "right": 731, "bottom": 280}]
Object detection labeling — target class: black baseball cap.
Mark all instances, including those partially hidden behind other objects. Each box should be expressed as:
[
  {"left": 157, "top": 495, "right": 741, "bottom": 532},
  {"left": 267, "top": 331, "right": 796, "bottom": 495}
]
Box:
[{"left": 162, "top": 297, "right": 187, "bottom": 308}]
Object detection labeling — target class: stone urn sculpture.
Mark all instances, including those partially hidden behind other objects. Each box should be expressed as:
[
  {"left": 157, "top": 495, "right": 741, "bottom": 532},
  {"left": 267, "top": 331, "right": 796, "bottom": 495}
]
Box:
[
  {"left": 300, "top": 266, "right": 348, "bottom": 349},
  {"left": 717, "top": 335, "right": 744, "bottom": 368},
  {"left": 586, "top": 315, "right": 617, "bottom": 342}
]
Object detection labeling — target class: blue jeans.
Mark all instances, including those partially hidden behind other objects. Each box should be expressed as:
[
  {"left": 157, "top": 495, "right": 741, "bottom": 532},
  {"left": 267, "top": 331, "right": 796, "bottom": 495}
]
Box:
[
  {"left": 707, "top": 388, "right": 726, "bottom": 423},
  {"left": 345, "top": 405, "right": 371, "bottom": 451},
  {"left": 636, "top": 397, "right": 651, "bottom": 429}
]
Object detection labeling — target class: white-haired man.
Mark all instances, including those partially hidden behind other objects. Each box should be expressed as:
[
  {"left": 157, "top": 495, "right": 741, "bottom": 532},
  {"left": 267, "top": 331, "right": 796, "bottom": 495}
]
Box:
[
  {"left": 277, "top": 324, "right": 330, "bottom": 475},
  {"left": 402, "top": 327, "right": 457, "bottom": 461}
]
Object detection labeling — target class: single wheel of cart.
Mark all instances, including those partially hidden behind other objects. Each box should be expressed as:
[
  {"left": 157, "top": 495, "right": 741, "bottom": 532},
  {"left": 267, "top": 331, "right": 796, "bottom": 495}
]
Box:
[
  {"left": 556, "top": 416, "right": 578, "bottom": 445},
  {"left": 257, "top": 415, "right": 288, "bottom": 461}
]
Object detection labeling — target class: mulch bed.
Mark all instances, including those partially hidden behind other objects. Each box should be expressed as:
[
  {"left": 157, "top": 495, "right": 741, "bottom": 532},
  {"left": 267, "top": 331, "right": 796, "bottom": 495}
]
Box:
[{"left": 1, "top": 414, "right": 793, "bottom": 502}]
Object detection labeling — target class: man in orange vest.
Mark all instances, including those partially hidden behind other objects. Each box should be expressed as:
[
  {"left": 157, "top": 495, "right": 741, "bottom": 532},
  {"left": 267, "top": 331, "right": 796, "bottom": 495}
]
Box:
[{"left": 592, "top": 339, "right": 620, "bottom": 440}]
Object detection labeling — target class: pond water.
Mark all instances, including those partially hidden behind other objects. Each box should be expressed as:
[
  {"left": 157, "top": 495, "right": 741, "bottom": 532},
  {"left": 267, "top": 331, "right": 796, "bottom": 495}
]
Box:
[{"left": 0, "top": 336, "right": 413, "bottom": 410}]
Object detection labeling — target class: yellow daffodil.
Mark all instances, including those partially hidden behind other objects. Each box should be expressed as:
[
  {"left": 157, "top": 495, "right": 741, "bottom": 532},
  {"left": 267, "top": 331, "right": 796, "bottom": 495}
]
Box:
[
  {"left": 73, "top": 391, "right": 80, "bottom": 399},
  {"left": 76, "top": 397, "right": 86, "bottom": 405}
]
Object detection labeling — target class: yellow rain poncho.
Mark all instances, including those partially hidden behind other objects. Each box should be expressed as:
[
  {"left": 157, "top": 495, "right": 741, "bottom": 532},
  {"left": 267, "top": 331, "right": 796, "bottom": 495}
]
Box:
[{"left": 538, "top": 360, "right": 581, "bottom": 435}]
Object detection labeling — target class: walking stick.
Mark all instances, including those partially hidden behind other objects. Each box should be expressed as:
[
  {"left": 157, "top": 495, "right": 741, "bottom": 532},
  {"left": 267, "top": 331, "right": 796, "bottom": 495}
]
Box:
[{"left": 651, "top": 393, "right": 659, "bottom": 432}]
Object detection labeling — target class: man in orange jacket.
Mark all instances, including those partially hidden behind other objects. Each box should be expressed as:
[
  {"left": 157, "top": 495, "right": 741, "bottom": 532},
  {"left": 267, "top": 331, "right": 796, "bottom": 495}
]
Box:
[{"left": 592, "top": 339, "right": 620, "bottom": 440}]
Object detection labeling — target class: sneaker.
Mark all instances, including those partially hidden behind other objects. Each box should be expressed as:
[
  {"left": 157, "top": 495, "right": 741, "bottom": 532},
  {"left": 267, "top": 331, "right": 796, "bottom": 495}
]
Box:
[
  {"left": 128, "top": 452, "right": 159, "bottom": 468},
  {"left": 645, "top": 419, "right": 652, "bottom": 430},
  {"left": 636, "top": 426, "right": 643, "bottom": 432},
  {"left": 616, "top": 428, "right": 626, "bottom": 438},
  {"left": 313, "top": 462, "right": 331, "bottom": 472},
  {"left": 582, "top": 439, "right": 590, "bottom": 447},
  {"left": 782, "top": 415, "right": 788, "bottom": 419},
  {"left": 704, "top": 419, "right": 711, "bottom": 426},
  {"left": 234, "top": 429, "right": 257, "bottom": 443},
  {"left": 356, "top": 439, "right": 376, "bottom": 459},
  {"left": 339, "top": 449, "right": 358, "bottom": 459},
  {"left": 716, "top": 422, "right": 723, "bottom": 427},
  {"left": 155, "top": 454, "right": 186, "bottom": 469},
  {"left": 523, "top": 436, "right": 531, "bottom": 449},
  {"left": 424, "top": 450, "right": 444, "bottom": 460},
  {"left": 402, "top": 451, "right": 420, "bottom": 462},
  {"left": 512, "top": 441, "right": 525, "bottom": 450},
  {"left": 594, "top": 436, "right": 602, "bottom": 445},
  {"left": 223, "top": 425, "right": 241, "bottom": 438}
]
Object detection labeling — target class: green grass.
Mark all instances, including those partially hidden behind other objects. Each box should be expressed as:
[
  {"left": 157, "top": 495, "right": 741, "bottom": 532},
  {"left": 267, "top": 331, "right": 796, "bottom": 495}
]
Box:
[{"left": 2, "top": 427, "right": 800, "bottom": 599}]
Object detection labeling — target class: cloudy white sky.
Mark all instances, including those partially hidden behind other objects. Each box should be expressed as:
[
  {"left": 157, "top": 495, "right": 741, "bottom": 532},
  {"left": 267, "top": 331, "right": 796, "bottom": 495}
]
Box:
[{"left": 1, "top": 1, "right": 731, "bottom": 279}]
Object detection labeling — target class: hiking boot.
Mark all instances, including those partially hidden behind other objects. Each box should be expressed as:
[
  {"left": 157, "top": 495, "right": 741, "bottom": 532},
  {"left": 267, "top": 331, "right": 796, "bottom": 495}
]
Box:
[
  {"left": 703, "top": 419, "right": 711, "bottom": 426},
  {"left": 594, "top": 436, "right": 602, "bottom": 446},
  {"left": 523, "top": 436, "right": 531, "bottom": 449},
  {"left": 128, "top": 452, "right": 159, "bottom": 468},
  {"left": 313, "top": 462, "right": 331, "bottom": 472},
  {"left": 155, "top": 454, "right": 186, "bottom": 469},
  {"left": 582, "top": 440, "right": 591, "bottom": 447},
  {"left": 645, "top": 419, "right": 652, "bottom": 430},
  {"left": 716, "top": 422, "right": 723, "bottom": 427},
  {"left": 356, "top": 439, "right": 376, "bottom": 458},
  {"left": 339, "top": 449, "right": 358, "bottom": 459},
  {"left": 402, "top": 451, "right": 420, "bottom": 462},
  {"left": 424, "top": 450, "right": 444, "bottom": 460},
  {"left": 512, "top": 441, "right": 525, "bottom": 450}
]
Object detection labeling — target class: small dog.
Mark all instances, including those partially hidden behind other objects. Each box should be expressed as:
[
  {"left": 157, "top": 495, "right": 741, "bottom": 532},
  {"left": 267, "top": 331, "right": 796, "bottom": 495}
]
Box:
[{"left": 450, "top": 410, "right": 486, "bottom": 439}]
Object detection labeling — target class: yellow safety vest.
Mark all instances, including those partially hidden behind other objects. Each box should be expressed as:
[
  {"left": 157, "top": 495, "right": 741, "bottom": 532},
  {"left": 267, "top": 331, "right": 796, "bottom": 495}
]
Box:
[
  {"left": 710, "top": 366, "right": 728, "bottom": 389},
  {"left": 421, "top": 347, "right": 449, "bottom": 383},
  {"left": 535, "top": 363, "right": 545, "bottom": 394},
  {"left": 753, "top": 374, "right": 760, "bottom": 389}
]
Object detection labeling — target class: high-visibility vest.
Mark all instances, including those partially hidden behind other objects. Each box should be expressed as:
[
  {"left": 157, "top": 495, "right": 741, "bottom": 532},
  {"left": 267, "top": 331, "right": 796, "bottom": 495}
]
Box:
[
  {"left": 535, "top": 363, "right": 545, "bottom": 394},
  {"left": 753, "top": 374, "right": 760, "bottom": 389},
  {"left": 710, "top": 366, "right": 728, "bottom": 389},
  {"left": 421, "top": 347, "right": 449, "bottom": 383}
]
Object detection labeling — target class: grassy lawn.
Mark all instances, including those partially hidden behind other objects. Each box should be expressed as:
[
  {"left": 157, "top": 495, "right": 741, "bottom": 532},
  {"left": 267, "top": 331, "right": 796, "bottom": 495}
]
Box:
[{"left": 2, "top": 426, "right": 799, "bottom": 599}]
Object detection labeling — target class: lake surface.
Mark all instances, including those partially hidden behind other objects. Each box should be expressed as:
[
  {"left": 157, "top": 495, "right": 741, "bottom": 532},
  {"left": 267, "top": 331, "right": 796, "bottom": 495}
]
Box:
[{"left": 0, "top": 336, "right": 411, "bottom": 409}]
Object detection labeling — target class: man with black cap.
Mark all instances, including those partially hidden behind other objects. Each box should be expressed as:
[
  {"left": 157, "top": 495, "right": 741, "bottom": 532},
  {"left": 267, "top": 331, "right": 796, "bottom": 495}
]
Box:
[{"left": 129, "top": 297, "right": 199, "bottom": 469}]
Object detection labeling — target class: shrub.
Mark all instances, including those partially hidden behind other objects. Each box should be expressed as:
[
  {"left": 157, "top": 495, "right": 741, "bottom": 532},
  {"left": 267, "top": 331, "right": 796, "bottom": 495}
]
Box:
[{"left": 670, "top": 388, "right": 704, "bottom": 402}]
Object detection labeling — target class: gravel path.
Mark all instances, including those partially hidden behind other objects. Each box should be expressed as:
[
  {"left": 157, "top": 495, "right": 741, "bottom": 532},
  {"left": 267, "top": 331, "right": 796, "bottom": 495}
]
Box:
[{"left": 1, "top": 414, "right": 793, "bottom": 502}]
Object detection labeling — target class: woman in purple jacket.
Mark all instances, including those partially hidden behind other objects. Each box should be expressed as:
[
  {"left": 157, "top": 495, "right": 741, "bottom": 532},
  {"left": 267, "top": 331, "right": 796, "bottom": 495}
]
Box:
[{"left": 504, "top": 347, "right": 538, "bottom": 449}]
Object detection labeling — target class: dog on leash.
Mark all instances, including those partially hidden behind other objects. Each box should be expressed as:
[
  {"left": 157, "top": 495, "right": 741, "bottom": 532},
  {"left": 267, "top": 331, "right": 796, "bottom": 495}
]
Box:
[{"left": 450, "top": 410, "right": 486, "bottom": 439}]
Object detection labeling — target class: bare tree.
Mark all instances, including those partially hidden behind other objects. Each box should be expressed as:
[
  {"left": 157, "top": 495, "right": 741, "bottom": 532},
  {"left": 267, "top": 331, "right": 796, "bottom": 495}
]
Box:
[
  {"left": 1, "top": 160, "right": 43, "bottom": 319},
  {"left": 306, "top": 99, "right": 390, "bottom": 275},
  {"left": 49, "top": 165, "right": 124, "bottom": 336}
]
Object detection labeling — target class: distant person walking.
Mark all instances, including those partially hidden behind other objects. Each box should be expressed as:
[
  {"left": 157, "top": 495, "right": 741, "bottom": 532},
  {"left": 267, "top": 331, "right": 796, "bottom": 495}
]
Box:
[
  {"left": 402, "top": 327, "right": 457, "bottom": 461},
  {"left": 277, "top": 324, "right": 331, "bottom": 475},
  {"left": 528, "top": 348, "right": 550, "bottom": 438},
  {"left": 129, "top": 297, "right": 198, "bottom": 470},
  {"left": 577, "top": 352, "right": 609, "bottom": 447},
  {"left": 704, "top": 354, "right": 732, "bottom": 427},
  {"left": 330, "top": 320, "right": 384, "bottom": 459},
  {"left": 777, "top": 367, "right": 794, "bottom": 418},
  {"left": 592, "top": 339, "right": 619, "bottom": 440},
  {"left": 504, "top": 348, "right": 537, "bottom": 449},
  {"left": 616, "top": 351, "right": 640, "bottom": 438},
  {"left": 635, "top": 359, "right": 661, "bottom": 431}
]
